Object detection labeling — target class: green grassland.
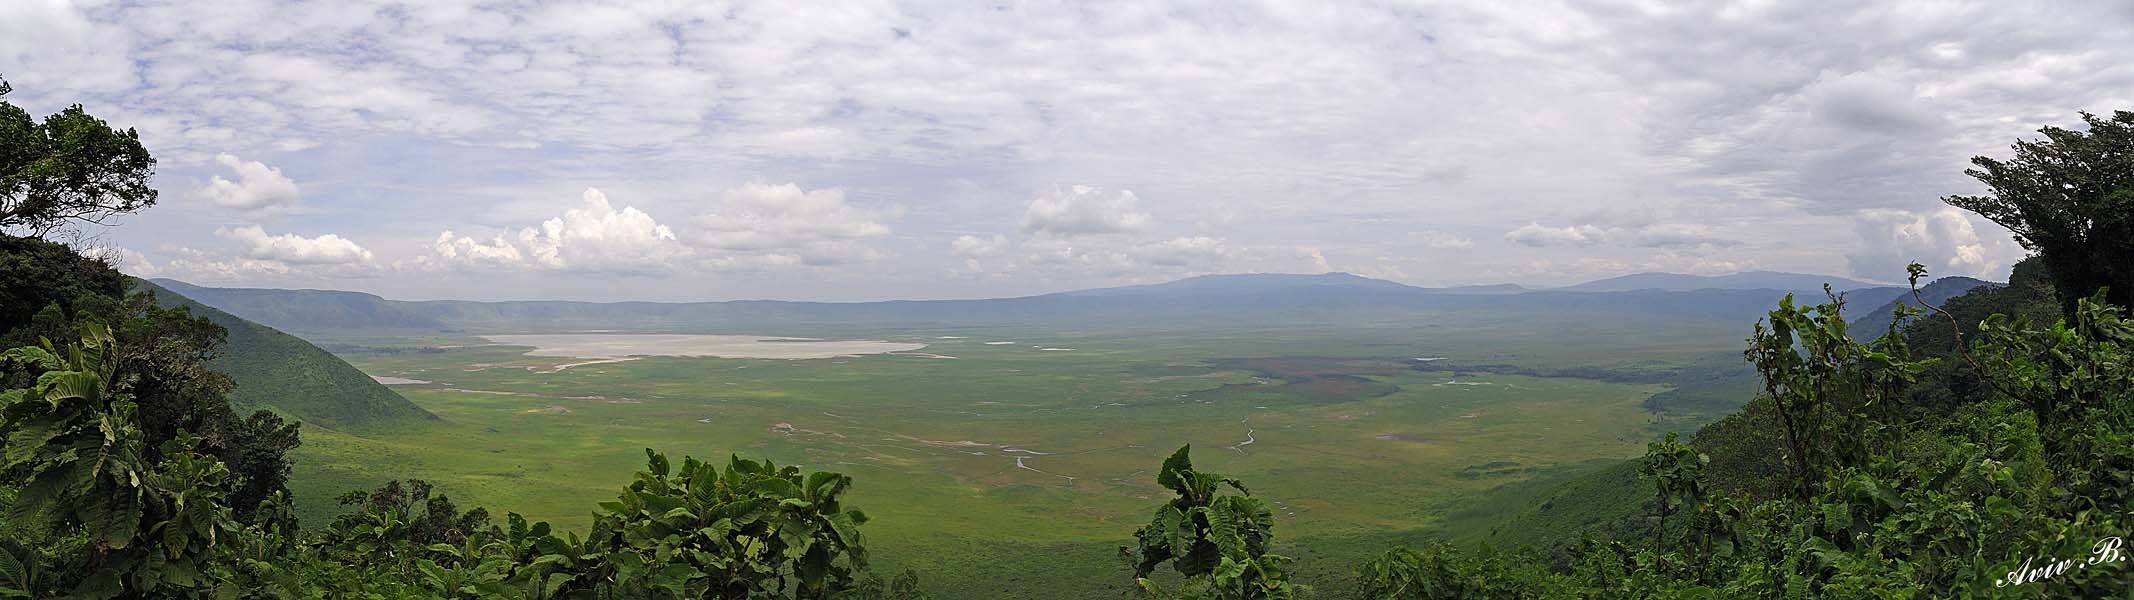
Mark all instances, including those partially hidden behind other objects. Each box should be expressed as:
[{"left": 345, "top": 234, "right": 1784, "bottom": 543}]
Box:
[{"left": 288, "top": 320, "right": 1730, "bottom": 598}]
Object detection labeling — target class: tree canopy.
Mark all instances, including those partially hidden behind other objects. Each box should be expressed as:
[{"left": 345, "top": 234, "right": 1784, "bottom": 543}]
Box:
[
  {"left": 1945, "top": 110, "right": 2134, "bottom": 316},
  {"left": 0, "top": 76, "right": 158, "bottom": 237}
]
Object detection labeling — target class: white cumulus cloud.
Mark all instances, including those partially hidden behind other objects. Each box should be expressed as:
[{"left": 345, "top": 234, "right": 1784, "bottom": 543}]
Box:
[
  {"left": 418, "top": 188, "right": 686, "bottom": 274},
  {"left": 215, "top": 225, "right": 373, "bottom": 264},
  {"left": 950, "top": 234, "right": 1011, "bottom": 271},
  {"left": 1505, "top": 223, "right": 1609, "bottom": 247},
  {"left": 1414, "top": 231, "right": 1475, "bottom": 250},
  {"left": 1021, "top": 186, "right": 1152, "bottom": 237},
  {"left": 87, "top": 247, "right": 161, "bottom": 277},
  {"left": 694, "top": 183, "right": 893, "bottom": 266},
  {"left": 1847, "top": 208, "right": 2024, "bottom": 282},
  {"left": 193, "top": 154, "right": 301, "bottom": 210},
  {"left": 1630, "top": 223, "right": 1738, "bottom": 249},
  {"left": 519, "top": 189, "right": 683, "bottom": 271},
  {"left": 428, "top": 231, "right": 524, "bottom": 269},
  {"left": 951, "top": 234, "right": 1010, "bottom": 258}
]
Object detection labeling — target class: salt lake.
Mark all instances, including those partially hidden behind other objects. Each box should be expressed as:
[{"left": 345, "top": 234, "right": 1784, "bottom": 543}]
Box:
[{"left": 482, "top": 334, "right": 927, "bottom": 360}]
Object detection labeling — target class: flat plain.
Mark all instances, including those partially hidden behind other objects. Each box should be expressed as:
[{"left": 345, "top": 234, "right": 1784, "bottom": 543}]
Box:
[{"left": 289, "top": 314, "right": 1741, "bottom": 598}]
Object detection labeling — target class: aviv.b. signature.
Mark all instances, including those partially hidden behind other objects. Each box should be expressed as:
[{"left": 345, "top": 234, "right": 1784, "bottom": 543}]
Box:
[{"left": 1995, "top": 536, "right": 2127, "bottom": 587}]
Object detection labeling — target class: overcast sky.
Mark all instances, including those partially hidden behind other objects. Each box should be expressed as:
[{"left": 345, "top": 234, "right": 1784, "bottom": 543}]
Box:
[{"left": 5, "top": 1, "right": 2128, "bottom": 301}]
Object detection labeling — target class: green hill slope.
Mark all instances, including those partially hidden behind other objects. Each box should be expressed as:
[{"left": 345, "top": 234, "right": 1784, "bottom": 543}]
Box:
[
  {"left": 134, "top": 278, "right": 436, "bottom": 431},
  {"left": 1846, "top": 275, "right": 1997, "bottom": 335},
  {"left": 1443, "top": 459, "right": 1649, "bottom": 561}
]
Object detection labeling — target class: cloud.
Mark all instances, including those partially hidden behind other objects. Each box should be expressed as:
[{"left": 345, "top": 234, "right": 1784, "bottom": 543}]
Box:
[
  {"left": 162, "top": 248, "right": 293, "bottom": 280},
  {"left": 193, "top": 154, "right": 301, "bottom": 210},
  {"left": 512, "top": 188, "right": 686, "bottom": 273},
  {"left": 953, "top": 185, "right": 1239, "bottom": 277},
  {"left": 1009, "top": 235, "right": 1235, "bottom": 275},
  {"left": 693, "top": 183, "right": 893, "bottom": 266},
  {"left": 1808, "top": 73, "right": 1938, "bottom": 134},
  {"left": 1021, "top": 186, "right": 1152, "bottom": 237},
  {"left": 1847, "top": 207, "right": 2024, "bottom": 282},
  {"left": 950, "top": 234, "right": 1011, "bottom": 271},
  {"left": 0, "top": 0, "right": 137, "bottom": 93},
  {"left": 1298, "top": 247, "right": 1332, "bottom": 272},
  {"left": 88, "top": 247, "right": 161, "bottom": 278},
  {"left": 215, "top": 225, "right": 373, "bottom": 264},
  {"left": 12, "top": 1, "right": 2125, "bottom": 297},
  {"left": 951, "top": 234, "right": 1009, "bottom": 258},
  {"left": 96, "top": 235, "right": 381, "bottom": 284},
  {"left": 1414, "top": 231, "right": 1475, "bottom": 250},
  {"left": 428, "top": 231, "right": 524, "bottom": 270},
  {"left": 1505, "top": 222, "right": 1738, "bottom": 249},
  {"left": 1628, "top": 223, "right": 1737, "bottom": 248},
  {"left": 419, "top": 186, "right": 894, "bottom": 275},
  {"left": 1505, "top": 223, "right": 1608, "bottom": 247},
  {"left": 1129, "top": 236, "right": 1230, "bottom": 268},
  {"left": 137, "top": 246, "right": 371, "bottom": 283},
  {"left": 416, "top": 188, "right": 686, "bottom": 274}
]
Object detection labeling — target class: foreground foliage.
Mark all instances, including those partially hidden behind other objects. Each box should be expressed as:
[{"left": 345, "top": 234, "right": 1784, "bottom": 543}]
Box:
[
  {"left": 0, "top": 327, "right": 925, "bottom": 599},
  {"left": 1123, "top": 445, "right": 1298, "bottom": 599},
  {"left": 1353, "top": 283, "right": 2134, "bottom": 598}
]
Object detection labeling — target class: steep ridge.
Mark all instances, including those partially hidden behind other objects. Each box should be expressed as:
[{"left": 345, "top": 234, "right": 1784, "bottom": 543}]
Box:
[
  {"left": 150, "top": 278, "right": 444, "bottom": 332},
  {"left": 1845, "top": 276, "right": 1999, "bottom": 334},
  {"left": 135, "top": 278, "right": 436, "bottom": 431}
]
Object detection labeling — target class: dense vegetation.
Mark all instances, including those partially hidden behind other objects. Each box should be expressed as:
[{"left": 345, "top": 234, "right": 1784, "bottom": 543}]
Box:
[
  {"left": 1334, "top": 113, "right": 2134, "bottom": 598},
  {"left": 134, "top": 279, "right": 435, "bottom": 431},
  {"left": 4, "top": 76, "right": 2132, "bottom": 598},
  {"left": 0, "top": 325, "right": 925, "bottom": 598}
]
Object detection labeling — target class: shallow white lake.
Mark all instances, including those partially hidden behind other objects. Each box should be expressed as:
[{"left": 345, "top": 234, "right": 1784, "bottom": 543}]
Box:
[{"left": 482, "top": 334, "right": 927, "bottom": 360}]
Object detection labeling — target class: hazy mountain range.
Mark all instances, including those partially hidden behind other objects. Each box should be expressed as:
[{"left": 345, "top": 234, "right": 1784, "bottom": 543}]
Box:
[
  {"left": 1555, "top": 271, "right": 1883, "bottom": 293},
  {"left": 151, "top": 270, "right": 1982, "bottom": 336}
]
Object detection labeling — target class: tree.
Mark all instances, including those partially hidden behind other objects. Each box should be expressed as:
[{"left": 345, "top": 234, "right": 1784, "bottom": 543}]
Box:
[
  {"left": 0, "top": 77, "right": 158, "bottom": 237},
  {"left": 0, "top": 326, "right": 241, "bottom": 598},
  {"left": 1895, "top": 256, "right": 2061, "bottom": 417},
  {"left": 1746, "top": 290, "right": 1927, "bottom": 500},
  {"left": 225, "top": 411, "right": 300, "bottom": 522},
  {"left": 1945, "top": 110, "right": 2134, "bottom": 316},
  {"left": 324, "top": 480, "right": 494, "bottom": 553},
  {"left": 1, "top": 236, "right": 302, "bottom": 522}
]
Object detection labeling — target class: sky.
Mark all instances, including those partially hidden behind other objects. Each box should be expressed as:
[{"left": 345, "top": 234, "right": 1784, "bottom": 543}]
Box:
[{"left": 4, "top": 1, "right": 2129, "bottom": 302}]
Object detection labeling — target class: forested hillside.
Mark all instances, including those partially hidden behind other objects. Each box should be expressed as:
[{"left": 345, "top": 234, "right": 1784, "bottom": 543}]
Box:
[
  {"left": 135, "top": 278, "right": 435, "bottom": 430},
  {"left": 1846, "top": 275, "right": 1996, "bottom": 335}
]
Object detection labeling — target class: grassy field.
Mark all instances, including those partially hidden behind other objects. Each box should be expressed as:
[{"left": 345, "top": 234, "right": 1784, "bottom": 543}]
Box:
[{"left": 287, "top": 319, "right": 1727, "bottom": 598}]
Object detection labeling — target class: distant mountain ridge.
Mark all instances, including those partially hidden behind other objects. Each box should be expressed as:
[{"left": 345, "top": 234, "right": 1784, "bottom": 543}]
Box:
[
  {"left": 1560, "top": 270, "right": 1881, "bottom": 293},
  {"left": 1050, "top": 272, "right": 1420, "bottom": 297},
  {"left": 152, "top": 279, "right": 444, "bottom": 330},
  {"left": 155, "top": 270, "right": 1909, "bottom": 336}
]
